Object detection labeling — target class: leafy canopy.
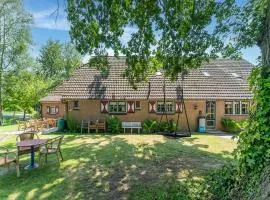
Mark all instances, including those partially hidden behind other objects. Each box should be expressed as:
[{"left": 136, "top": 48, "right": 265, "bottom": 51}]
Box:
[
  {"left": 37, "top": 40, "right": 82, "bottom": 85},
  {"left": 67, "top": 0, "right": 240, "bottom": 86}
]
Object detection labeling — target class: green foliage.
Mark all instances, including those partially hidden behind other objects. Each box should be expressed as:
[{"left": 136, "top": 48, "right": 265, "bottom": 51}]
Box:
[
  {"left": 37, "top": 40, "right": 82, "bottom": 86},
  {"left": 0, "top": 0, "right": 32, "bottom": 119},
  {"left": 66, "top": 115, "right": 79, "bottom": 133},
  {"left": 157, "top": 119, "right": 177, "bottom": 132},
  {"left": 67, "top": 0, "right": 241, "bottom": 86},
  {"left": 142, "top": 119, "right": 158, "bottom": 134},
  {"left": 3, "top": 70, "right": 48, "bottom": 118},
  {"left": 201, "top": 165, "right": 237, "bottom": 200},
  {"left": 106, "top": 115, "right": 122, "bottom": 134},
  {"left": 236, "top": 66, "right": 270, "bottom": 173},
  {"left": 221, "top": 118, "right": 244, "bottom": 133}
]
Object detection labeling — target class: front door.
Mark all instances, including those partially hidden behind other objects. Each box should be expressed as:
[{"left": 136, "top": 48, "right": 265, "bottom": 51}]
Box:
[{"left": 206, "top": 101, "right": 216, "bottom": 129}]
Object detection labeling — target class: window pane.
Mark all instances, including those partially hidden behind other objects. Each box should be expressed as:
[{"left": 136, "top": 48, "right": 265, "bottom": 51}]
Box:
[
  {"left": 166, "top": 101, "right": 174, "bottom": 113},
  {"left": 241, "top": 101, "right": 248, "bottom": 115},
  {"left": 235, "top": 101, "right": 240, "bottom": 114},
  {"left": 157, "top": 101, "right": 165, "bottom": 113},
  {"left": 109, "top": 102, "right": 118, "bottom": 113},
  {"left": 225, "top": 101, "right": 233, "bottom": 114},
  {"left": 50, "top": 106, "right": 56, "bottom": 114},
  {"left": 118, "top": 102, "right": 126, "bottom": 113}
]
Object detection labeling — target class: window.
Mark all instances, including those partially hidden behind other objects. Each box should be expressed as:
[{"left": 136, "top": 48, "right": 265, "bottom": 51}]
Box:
[
  {"left": 225, "top": 101, "right": 233, "bottom": 114},
  {"left": 73, "top": 101, "right": 79, "bottom": 109},
  {"left": 135, "top": 101, "right": 141, "bottom": 110},
  {"left": 224, "top": 100, "right": 250, "bottom": 115},
  {"left": 47, "top": 106, "right": 59, "bottom": 115},
  {"left": 157, "top": 101, "right": 174, "bottom": 113},
  {"left": 241, "top": 101, "right": 249, "bottom": 115},
  {"left": 109, "top": 101, "right": 126, "bottom": 113},
  {"left": 234, "top": 101, "right": 240, "bottom": 114}
]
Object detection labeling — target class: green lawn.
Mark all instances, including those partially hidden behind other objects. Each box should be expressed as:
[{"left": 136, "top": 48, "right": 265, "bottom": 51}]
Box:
[
  {"left": 0, "top": 133, "right": 237, "bottom": 200},
  {"left": 0, "top": 125, "right": 17, "bottom": 133}
]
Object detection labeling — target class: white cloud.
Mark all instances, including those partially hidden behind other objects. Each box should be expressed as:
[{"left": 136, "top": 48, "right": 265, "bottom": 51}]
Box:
[{"left": 31, "top": 7, "right": 70, "bottom": 31}]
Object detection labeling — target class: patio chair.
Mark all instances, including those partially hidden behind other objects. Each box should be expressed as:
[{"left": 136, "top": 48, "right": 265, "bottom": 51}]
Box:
[
  {"left": 47, "top": 118, "right": 57, "bottom": 128},
  {"left": 97, "top": 119, "right": 106, "bottom": 133},
  {"left": 17, "top": 120, "right": 27, "bottom": 131},
  {"left": 39, "top": 136, "right": 64, "bottom": 166},
  {"left": 16, "top": 132, "right": 40, "bottom": 158},
  {"left": 89, "top": 120, "right": 97, "bottom": 133},
  {"left": 0, "top": 147, "right": 20, "bottom": 177}
]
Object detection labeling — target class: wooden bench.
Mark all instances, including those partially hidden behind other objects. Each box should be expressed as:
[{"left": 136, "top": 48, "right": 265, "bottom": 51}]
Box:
[{"left": 122, "top": 122, "right": 142, "bottom": 134}]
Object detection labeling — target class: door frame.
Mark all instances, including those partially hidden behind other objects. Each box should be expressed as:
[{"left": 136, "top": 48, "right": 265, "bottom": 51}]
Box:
[{"left": 205, "top": 100, "right": 216, "bottom": 129}]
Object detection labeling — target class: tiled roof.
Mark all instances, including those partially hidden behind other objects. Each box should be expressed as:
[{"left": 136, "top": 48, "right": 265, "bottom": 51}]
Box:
[
  {"left": 48, "top": 57, "right": 253, "bottom": 100},
  {"left": 40, "top": 95, "right": 62, "bottom": 102}
]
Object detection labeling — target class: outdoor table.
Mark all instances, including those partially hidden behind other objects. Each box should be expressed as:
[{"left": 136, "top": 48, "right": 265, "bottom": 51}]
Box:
[{"left": 17, "top": 139, "right": 47, "bottom": 169}]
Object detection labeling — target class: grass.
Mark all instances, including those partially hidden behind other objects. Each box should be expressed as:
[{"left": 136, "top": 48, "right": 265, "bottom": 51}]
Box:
[
  {"left": 0, "top": 124, "right": 17, "bottom": 133},
  {"left": 0, "top": 133, "right": 237, "bottom": 200}
]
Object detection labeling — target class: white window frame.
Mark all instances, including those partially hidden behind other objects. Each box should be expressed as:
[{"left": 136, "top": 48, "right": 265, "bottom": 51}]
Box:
[
  {"left": 241, "top": 101, "right": 249, "bottom": 115},
  {"left": 47, "top": 106, "right": 59, "bottom": 115},
  {"left": 224, "top": 100, "right": 249, "bottom": 115},
  {"left": 225, "top": 101, "right": 233, "bottom": 114},
  {"left": 109, "top": 101, "right": 127, "bottom": 114},
  {"left": 135, "top": 101, "right": 141, "bottom": 110},
  {"left": 156, "top": 100, "right": 175, "bottom": 114}
]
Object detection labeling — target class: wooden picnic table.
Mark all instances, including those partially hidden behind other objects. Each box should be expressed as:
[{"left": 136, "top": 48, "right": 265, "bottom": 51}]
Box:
[{"left": 17, "top": 139, "right": 47, "bottom": 169}]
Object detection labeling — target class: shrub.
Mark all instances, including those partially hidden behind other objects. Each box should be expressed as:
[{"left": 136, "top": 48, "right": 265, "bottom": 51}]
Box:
[
  {"left": 106, "top": 115, "right": 121, "bottom": 134},
  {"left": 66, "top": 115, "right": 79, "bottom": 132},
  {"left": 221, "top": 118, "right": 243, "bottom": 133},
  {"left": 156, "top": 119, "right": 177, "bottom": 132},
  {"left": 200, "top": 165, "right": 238, "bottom": 200},
  {"left": 142, "top": 119, "right": 158, "bottom": 134}
]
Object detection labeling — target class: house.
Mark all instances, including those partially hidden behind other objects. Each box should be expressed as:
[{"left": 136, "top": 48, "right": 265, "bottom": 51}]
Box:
[{"left": 40, "top": 57, "right": 253, "bottom": 131}]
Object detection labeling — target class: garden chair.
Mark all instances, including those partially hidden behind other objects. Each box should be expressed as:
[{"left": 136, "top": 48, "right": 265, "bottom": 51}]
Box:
[
  {"left": 39, "top": 136, "right": 64, "bottom": 166},
  {"left": 0, "top": 147, "right": 20, "bottom": 177},
  {"left": 16, "top": 132, "right": 40, "bottom": 159},
  {"left": 47, "top": 118, "right": 57, "bottom": 128},
  {"left": 97, "top": 119, "right": 106, "bottom": 133},
  {"left": 89, "top": 120, "right": 97, "bottom": 133},
  {"left": 17, "top": 120, "right": 27, "bottom": 131}
]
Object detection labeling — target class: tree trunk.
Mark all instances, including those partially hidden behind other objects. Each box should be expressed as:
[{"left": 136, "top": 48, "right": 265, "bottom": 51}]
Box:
[
  {"left": 23, "top": 111, "right": 26, "bottom": 121},
  {"left": 260, "top": 0, "right": 270, "bottom": 74}
]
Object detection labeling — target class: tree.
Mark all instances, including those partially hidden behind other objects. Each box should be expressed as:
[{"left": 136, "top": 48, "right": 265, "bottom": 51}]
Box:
[
  {"left": 37, "top": 40, "right": 82, "bottom": 85},
  {"left": 67, "top": 0, "right": 242, "bottom": 86},
  {"left": 0, "top": 0, "right": 32, "bottom": 123},
  {"left": 66, "top": 0, "right": 270, "bottom": 197},
  {"left": 224, "top": 0, "right": 270, "bottom": 174},
  {"left": 4, "top": 70, "right": 49, "bottom": 120}
]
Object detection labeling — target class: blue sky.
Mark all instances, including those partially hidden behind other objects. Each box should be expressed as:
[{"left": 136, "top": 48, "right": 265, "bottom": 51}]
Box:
[{"left": 24, "top": 0, "right": 260, "bottom": 64}]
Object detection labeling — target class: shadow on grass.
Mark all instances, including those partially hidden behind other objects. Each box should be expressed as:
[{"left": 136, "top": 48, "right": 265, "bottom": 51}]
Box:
[{"left": 0, "top": 134, "right": 235, "bottom": 200}]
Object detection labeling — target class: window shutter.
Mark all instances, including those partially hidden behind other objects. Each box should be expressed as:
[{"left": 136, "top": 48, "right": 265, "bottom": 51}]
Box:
[
  {"left": 149, "top": 101, "right": 156, "bottom": 113},
  {"left": 47, "top": 106, "right": 50, "bottom": 114},
  {"left": 56, "top": 106, "right": 59, "bottom": 114},
  {"left": 176, "top": 101, "right": 183, "bottom": 113},
  {"left": 127, "top": 101, "right": 135, "bottom": 113},
  {"left": 101, "top": 101, "right": 109, "bottom": 113}
]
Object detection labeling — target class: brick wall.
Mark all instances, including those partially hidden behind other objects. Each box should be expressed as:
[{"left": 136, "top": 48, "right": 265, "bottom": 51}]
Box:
[{"left": 41, "top": 102, "right": 65, "bottom": 119}]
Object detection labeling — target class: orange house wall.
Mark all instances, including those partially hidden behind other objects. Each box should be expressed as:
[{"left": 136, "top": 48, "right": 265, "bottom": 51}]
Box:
[{"left": 41, "top": 99, "right": 249, "bottom": 131}]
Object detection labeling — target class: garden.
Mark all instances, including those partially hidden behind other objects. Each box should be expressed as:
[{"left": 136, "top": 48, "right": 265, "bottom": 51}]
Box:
[{"left": 0, "top": 130, "right": 236, "bottom": 200}]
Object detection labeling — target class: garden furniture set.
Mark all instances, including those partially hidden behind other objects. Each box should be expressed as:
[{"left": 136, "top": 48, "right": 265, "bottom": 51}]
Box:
[{"left": 0, "top": 131, "right": 64, "bottom": 177}]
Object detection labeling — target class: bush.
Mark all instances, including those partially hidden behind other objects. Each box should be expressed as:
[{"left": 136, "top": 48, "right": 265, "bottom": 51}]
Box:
[
  {"left": 201, "top": 165, "right": 238, "bottom": 200},
  {"left": 156, "top": 119, "right": 177, "bottom": 132},
  {"left": 66, "top": 115, "right": 79, "bottom": 132},
  {"left": 142, "top": 119, "right": 158, "bottom": 134},
  {"left": 221, "top": 118, "right": 244, "bottom": 133},
  {"left": 106, "top": 115, "right": 121, "bottom": 134}
]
